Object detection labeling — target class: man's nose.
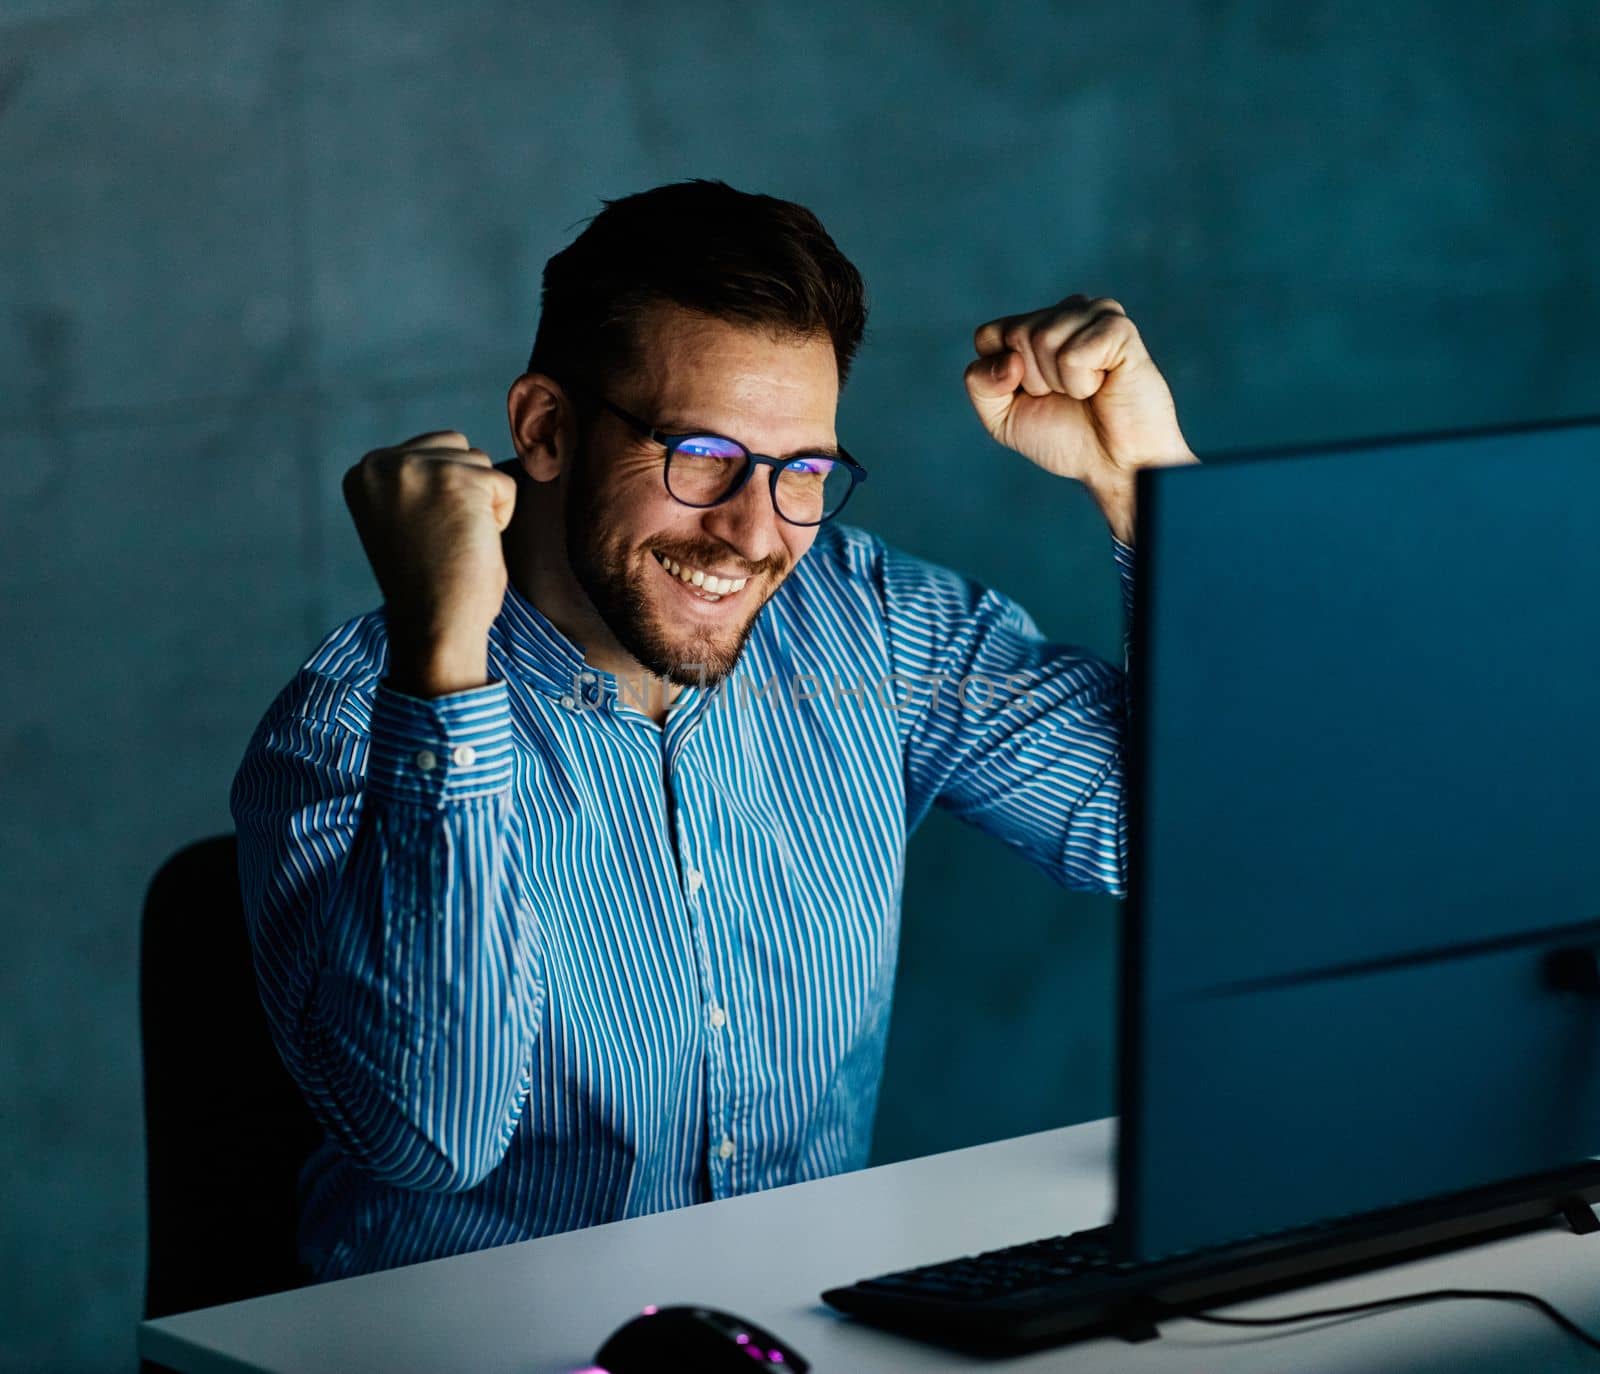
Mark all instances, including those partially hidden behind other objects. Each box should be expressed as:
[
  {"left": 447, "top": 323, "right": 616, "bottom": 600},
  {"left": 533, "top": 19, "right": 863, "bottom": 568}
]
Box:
[{"left": 699, "top": 468, "right": 783, "bottom": 565}]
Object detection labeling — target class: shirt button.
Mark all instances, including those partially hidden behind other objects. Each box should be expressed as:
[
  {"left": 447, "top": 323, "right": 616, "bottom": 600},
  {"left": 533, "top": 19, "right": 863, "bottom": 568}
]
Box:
[
  {"left": 709, "top": 1006, "right": 727, "bottom": 1030},
  {"left": 559, "top": 695, "right": 577, "bottom": 710},
  {"left": 687, "top": 867, "right": 705, "bottom": 895},
  {"left": 718, "top": 1137, "right": 735, "bottom": 1160},
  {"left": 414, "top": 749, "right": 437, "bottom": 772},
  {"left": 452, "top": 744, "right": 476, "bottom": 766}
]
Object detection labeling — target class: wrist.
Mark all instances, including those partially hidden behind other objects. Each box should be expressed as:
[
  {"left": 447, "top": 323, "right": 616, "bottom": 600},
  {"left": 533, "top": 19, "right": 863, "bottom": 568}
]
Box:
[
  {"left": 385, "top": 623, "right": 491, "bottom": 699},
  {"left": 1086, "top": 474, "right": 1137, "bottom": 546}
]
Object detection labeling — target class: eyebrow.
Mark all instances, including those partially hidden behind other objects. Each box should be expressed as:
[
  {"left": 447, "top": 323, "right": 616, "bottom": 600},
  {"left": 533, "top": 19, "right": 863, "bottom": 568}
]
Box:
[{"left": 654, "top": 417, "right": 843, "bottom": 461}]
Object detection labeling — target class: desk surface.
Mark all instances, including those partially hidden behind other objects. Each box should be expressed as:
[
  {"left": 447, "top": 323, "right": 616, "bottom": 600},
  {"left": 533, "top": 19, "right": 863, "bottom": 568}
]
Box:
[{"left": 139, "top": 1117, "right": 1600, "bottom": 1373}]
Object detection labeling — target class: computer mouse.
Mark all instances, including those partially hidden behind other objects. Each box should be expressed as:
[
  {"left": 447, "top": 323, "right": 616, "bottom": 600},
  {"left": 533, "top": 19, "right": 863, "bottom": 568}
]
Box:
[{"left": 592, "top": 1303, "right": 810, "bottom": 1373}]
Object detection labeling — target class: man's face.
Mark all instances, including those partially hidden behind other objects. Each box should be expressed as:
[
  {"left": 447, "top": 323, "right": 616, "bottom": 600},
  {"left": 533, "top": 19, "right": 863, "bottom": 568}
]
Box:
[{"left": 563, "top": 303, "right": 839, "bottom": 687}]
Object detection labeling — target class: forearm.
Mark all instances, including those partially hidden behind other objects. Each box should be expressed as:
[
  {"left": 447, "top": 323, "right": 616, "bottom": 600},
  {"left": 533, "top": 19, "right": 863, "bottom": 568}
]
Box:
[
  {"left": 1089, "top": 470, "right": 1139, "bottom": 547},
  {"left": 384, "top": 621, "right": 495, "bottom": 699},
  {"left": 1085, "top": 445, "right": 1203, "bottom": 548}
]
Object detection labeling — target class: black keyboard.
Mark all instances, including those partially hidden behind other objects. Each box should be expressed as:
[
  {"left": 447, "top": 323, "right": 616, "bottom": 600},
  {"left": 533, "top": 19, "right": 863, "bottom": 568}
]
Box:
[
  {"left": 822, "top": 1225, "right": 1163, "bottom": 1353},
  {"left": 825, "top": 1163, "right": 1600, "bottom": 1354}
]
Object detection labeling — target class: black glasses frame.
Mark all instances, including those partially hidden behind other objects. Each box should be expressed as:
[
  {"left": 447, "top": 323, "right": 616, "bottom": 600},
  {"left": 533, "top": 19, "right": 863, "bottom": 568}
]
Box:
[{"left": 564, "top": 379, "right": 868, "bottom": 527}]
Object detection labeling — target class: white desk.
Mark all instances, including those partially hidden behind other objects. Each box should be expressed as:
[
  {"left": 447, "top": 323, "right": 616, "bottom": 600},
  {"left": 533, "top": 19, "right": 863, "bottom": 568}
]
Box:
[{"left": 139, "top": 1117, "right": 1600, "bottom": 1373}]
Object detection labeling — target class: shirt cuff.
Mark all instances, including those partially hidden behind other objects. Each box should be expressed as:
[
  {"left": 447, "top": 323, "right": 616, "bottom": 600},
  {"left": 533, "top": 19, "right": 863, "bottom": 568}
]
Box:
[
  {"left": 367, "top": 678, "right": 514, "bottom": 807},
  {"left": 1111, "top": 532, "right": 1136, "bottom": 628}
]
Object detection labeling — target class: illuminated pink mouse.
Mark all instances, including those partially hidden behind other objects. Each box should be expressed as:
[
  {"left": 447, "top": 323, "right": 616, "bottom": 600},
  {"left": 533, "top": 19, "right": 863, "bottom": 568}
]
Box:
[{"left": 589, "top": 1303, "right": 810, "bottom": 1373}]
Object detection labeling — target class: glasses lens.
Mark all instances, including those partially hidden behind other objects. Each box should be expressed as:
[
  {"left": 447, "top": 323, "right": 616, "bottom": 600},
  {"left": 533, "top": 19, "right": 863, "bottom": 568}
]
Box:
[
  {"left": 775, "top": 455, "right": 853, "bottom": 524},
  {"left": 666, "top": 435, "right": 747, "bottom": 505}
]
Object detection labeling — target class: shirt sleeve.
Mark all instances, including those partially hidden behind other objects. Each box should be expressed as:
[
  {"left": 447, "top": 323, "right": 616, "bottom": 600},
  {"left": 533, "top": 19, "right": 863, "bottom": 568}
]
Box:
[
  {"left": 873, "top": 533, "right": 1131, "bottom": 898},
  {"left": 1112, "top": 532, "right": 1136, "bottom": 673},
  {"left": 229, "top": 664, "right": 544, "bottom": 1194}
]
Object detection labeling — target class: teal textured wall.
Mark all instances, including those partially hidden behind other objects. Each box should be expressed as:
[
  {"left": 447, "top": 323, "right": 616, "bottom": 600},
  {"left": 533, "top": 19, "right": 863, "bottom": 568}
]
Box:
[{"left": 3, "top": 3, "right": 1597, "bottom": 1368}]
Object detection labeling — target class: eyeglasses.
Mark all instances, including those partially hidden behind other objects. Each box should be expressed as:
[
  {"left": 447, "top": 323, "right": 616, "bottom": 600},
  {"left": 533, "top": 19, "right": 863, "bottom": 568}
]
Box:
[{"left": 565, "top": 379, "right": 868, "bottom": 526}]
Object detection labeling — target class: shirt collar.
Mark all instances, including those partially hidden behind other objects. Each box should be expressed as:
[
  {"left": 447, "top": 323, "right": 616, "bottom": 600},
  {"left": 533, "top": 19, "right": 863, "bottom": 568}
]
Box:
[{"left": 494, "top": 577, "right": 587, "bottom": 692}]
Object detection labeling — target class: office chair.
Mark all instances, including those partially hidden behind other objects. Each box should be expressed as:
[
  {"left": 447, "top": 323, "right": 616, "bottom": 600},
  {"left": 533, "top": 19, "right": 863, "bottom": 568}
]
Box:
[{"left": 139, "top": 833, "right": 324, "bottom": 1328}]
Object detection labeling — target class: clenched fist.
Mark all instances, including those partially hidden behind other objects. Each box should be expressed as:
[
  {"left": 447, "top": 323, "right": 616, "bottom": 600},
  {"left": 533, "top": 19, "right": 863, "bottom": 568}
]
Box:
[
  {"left": 342, "top": 431, "right": 519, "bottom": 698},
  {"left": 963, "top": 295, "right": 1198, "bottom": 542}
]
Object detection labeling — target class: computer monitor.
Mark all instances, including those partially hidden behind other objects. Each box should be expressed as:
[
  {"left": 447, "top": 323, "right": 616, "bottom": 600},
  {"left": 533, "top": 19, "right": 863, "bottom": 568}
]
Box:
[{"left": 1119, "top": 414, "right": 1600, "bottom": 1263}]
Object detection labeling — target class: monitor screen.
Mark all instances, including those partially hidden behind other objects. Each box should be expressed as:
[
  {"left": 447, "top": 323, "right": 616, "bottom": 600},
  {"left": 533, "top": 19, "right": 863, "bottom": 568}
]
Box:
[{"left": 1119, "top": 416, "right": 1600, "bottom": 1262}]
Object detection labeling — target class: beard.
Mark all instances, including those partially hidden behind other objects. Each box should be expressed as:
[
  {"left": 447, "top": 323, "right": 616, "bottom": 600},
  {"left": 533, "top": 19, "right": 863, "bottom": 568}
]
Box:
[{"left": 563, "top": 434, "right": 778, "bottom": 688}]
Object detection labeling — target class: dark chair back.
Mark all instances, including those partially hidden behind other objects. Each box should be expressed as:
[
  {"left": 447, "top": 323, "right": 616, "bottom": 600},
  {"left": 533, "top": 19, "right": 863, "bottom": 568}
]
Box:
[{"left": 140, "top": 834, "right": 323, "bottom": 1323}]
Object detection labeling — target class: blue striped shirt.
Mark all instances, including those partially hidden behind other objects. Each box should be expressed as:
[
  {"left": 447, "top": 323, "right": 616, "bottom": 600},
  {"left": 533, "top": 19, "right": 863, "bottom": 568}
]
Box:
[{"left": 230, "top": 519, "right": 1136, "bottom": 1280}]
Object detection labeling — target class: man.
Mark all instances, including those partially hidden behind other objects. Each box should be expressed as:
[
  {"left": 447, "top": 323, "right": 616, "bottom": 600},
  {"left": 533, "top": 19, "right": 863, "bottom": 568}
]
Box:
[{"left": 231, "top": 179, "right": 1198, "bottom": 1282}]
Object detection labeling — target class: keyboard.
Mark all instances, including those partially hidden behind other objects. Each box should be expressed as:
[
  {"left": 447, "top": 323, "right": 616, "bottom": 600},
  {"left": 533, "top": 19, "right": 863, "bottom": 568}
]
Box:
[
  {"left": 824, "top": 1154, "right": 1600, "bottom": 1355},
  {"left": 821, "top": 1225, "right": 1165, "bottom": 1353}
]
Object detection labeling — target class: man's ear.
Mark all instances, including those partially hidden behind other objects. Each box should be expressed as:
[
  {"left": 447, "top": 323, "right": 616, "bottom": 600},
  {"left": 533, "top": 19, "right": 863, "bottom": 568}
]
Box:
[{"left": 506, "top": 372, "right": 574, "bottom": 482}]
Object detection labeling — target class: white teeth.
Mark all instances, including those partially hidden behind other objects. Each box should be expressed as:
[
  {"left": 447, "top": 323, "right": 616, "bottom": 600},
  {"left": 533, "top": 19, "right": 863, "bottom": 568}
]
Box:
[{"left": 655, "top": 551, "right": 748, "bottom": 597}]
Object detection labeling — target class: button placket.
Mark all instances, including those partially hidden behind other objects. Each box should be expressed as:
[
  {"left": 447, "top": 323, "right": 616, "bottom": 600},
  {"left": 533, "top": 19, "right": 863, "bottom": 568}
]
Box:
[{"left": 667, "top": 751, "right": 733, "bottom": 1194}]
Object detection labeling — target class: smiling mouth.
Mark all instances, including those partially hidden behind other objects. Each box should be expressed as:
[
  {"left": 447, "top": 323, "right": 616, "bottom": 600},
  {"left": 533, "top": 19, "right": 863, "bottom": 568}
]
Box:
[{"left": 652, "top": 550, "right": 752, "bottom": 605}]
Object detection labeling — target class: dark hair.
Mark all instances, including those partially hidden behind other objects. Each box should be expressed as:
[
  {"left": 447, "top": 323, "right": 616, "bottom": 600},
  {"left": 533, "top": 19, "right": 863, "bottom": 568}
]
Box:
[{"left": 526, "top": 179, "right": 868, "bottom": 396}]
